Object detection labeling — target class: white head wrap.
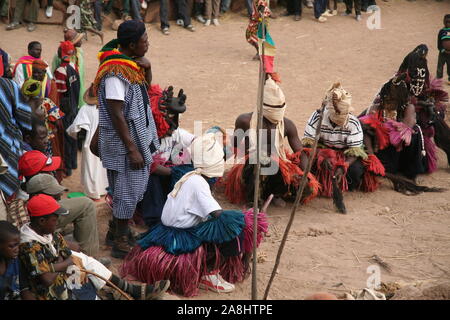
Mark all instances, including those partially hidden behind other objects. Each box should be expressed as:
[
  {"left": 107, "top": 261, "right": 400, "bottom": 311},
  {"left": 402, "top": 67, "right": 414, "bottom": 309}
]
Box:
[
  {"left": 170, "top": 133, "right": 224, "bottom": 197},
  {"left": 250, "top": 78, "right": 288, "bottom": 161}
]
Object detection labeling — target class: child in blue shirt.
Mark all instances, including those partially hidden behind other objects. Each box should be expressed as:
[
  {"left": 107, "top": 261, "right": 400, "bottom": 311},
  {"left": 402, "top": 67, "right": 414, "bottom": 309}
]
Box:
[{"left": 437, "top": 14, "right": 450, "bottom": 84}]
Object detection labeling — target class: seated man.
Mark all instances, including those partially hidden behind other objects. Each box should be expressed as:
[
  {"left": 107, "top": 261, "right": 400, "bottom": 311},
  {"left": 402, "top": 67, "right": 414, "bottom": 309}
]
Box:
[
  {"left": 120, "top": 133, "right": 269, "bottom": 297},
  {"left": 19, "top": 194, "right": 170, "bottom": 300},
  {"left": 302, "top": 82, "right": 384, "bottom": 213},
  {"left": 18, "top": 151, "right": 99, "bottom": 256},
  {"left": 224, "top": 76, "right": 319, "bottom": 207},
  {"left": 21, "top": 80, "right": 65, "bottom": 181}
]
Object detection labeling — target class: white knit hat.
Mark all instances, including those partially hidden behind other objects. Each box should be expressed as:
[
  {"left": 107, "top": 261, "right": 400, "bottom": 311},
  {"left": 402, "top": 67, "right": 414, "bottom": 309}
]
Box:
[{"left": 263, "top": 78, "right": 285, "bottom": 106}]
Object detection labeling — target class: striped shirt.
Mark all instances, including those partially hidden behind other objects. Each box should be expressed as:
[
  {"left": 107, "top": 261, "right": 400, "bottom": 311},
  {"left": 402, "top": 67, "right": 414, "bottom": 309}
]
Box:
[
  {"left": 303, "top": 110, "right": 364, "bottom": 149},
  {"left": 0, "top": 78, "right": 32, "bottom": 196}
]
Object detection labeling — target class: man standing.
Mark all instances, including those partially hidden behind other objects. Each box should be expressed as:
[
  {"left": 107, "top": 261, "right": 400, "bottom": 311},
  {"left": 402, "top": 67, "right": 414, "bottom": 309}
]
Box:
[
  {"left": 52, "top": 29, "right": 86, "bottom": 109},
  {"left": 93, "top": 20, "right": 159, "bottom": 259},
  {"left": 343, "top": 0, "right": 362, "bottom": 21},
  {"left": 54, "top": 41, "right": 81, "bottom": 177},
  {"left": 5, "top": 0, "right": 39, "bottom": 31},
  {"left": 314, "top": 0, "right": 328, "bottom": 22},
  {"left": 12, "top": 42, "right": 53, "bottom": 91},
  {"left": 282, "top": 0, "right": 302, "bottom": 21}
]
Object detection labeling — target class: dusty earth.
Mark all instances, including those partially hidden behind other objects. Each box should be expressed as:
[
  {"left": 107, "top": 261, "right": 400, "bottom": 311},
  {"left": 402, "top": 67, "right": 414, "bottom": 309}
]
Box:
[{"left": 2, "top": 0, "right": 450, "bottom": 300}]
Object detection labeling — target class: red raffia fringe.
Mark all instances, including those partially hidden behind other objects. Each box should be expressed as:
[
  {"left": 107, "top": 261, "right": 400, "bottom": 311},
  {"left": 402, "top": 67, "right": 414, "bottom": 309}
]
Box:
[
  {"left": 119, "top": 209, "right": 270, "bottom": 296},
  {"left": 361, "top": 154, "right": 385, "bottom": 192},
  {"left": 315, "top": 149, "right": 348, "bottom": 197},
  {"left": 220, "top": 255, "right": 247, "bottom": 284},
  {"left": 242, "top": 208, "right": 269, "bottom": 253},
  {"left": 223, "top": 151, "right": 320, "bottom": 205},
  {"left": 148, "top": 84, "right": 170, "bottom": 138},
  {"left": 223, "top": 162, "right": 247, "bottom": 204},
  {"left": 360, "top": 115, "right": 390, "bottom": 151},
  {"left": 120, "top": 245, "right": 207, "bottom": 297}
]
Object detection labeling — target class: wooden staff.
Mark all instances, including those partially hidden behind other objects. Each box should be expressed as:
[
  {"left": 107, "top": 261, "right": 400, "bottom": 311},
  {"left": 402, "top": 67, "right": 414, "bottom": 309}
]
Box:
[
  {"left": 263, "top": 101, "right": 327, "bottom": 300},
  {"left": 251, "top": 4, "right": 267, "bottom": 301},
  {"left": 79, "top": 268, "right": 134, "bottom": 300}
]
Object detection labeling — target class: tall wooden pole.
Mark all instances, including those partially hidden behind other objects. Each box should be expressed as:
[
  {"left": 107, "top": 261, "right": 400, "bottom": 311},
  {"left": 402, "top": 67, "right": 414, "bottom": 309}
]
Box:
[
  {"left": 251, "top": 7, "right": 267, "bottom": 301},
  {"left": 263, "top": 103, "right": 327, "bottom": 300}
]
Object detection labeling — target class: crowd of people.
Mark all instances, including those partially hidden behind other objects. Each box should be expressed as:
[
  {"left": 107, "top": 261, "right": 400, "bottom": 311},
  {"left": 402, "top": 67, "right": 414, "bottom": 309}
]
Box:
[
  {"left": 1, "top": 0, "right": 447, "bottom": 36},
  {"left": 0, "top": 2, "right": 449, "bottom": 301}
]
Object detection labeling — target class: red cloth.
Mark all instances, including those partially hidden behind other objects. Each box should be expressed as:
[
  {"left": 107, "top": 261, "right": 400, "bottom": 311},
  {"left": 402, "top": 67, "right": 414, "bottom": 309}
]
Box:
[
  {"left": 0, "top": 55, "right": 4, "bottom": 77},
  {"left": 59, "top": 41, "right": 75, "bottom": 62},
  {"left": 148, "top": 84, "right": 170, "bottom": 138},
  {"left": 54, "top": 63, "right": 68, "bottom": 93}
]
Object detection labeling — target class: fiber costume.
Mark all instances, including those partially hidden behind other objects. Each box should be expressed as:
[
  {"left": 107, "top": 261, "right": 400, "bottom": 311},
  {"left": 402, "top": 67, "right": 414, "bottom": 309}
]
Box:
[
  {"left": 303, "top": 83, "right": 384, "bottom": 196},
  {"left": 223, "top": 78, "right": 319, "bottom": 206},
  {"left": 360, "top": 45, "right": 449, "bottom": 181},
  {"left": 121, "top": 133, "right": 268, "bottom": 297}
]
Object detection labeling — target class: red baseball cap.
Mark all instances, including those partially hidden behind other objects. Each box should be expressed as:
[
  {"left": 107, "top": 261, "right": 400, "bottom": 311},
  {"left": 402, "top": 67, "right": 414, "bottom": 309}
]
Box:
[
  {"left": 18, "top": 150, "right": 61, "bottom": 178},
  {"left": 27, "top": 194, "right": 69, "bottom": 217}
]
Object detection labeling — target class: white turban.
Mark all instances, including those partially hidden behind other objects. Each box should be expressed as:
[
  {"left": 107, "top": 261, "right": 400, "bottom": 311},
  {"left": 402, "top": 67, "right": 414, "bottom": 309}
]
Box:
[
  {"left": 263, "top": 78, "right": 285, "bottom": 106},
  {"left": 170, "top": 133, "right": 225, "bottom": 197},
  {"left": 249, "top": 78, "right": 288, "bottom": 161}
]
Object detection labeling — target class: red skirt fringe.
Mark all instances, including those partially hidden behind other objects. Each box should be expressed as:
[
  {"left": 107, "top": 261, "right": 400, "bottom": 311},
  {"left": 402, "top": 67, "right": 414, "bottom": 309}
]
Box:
[
  {"left": 119, "top": 209, "right": 268, "bottom": 297},
  {"left": 223, "top": 151, "right": 320, "bottom": 205}
]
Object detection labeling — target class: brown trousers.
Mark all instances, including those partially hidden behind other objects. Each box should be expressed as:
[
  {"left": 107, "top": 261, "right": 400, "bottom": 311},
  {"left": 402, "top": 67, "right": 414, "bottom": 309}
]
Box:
[{"left": 204, "top": 0, "right": 220, "bottom": 19}]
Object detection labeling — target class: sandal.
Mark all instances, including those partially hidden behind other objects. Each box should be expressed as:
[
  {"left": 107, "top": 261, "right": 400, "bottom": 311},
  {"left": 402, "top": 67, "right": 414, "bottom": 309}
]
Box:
[
  {"left": 140, "top": 280, "right": 170, "bottom": 300},
  {"left": 6, "top": 21, "right": 21, "bottom": 30},
  {"left": 185, "top": 24, "right": 195, "bottom": 32}
]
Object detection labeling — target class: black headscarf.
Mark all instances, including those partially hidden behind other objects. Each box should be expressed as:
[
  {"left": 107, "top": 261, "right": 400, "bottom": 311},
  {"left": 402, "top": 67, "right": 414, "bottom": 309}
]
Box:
[
  {"left": 117, "top": 20, "right": 146, "bottom": 47},
  {"left": 398, "top": 44, "right": 430, "bottom": 97}
]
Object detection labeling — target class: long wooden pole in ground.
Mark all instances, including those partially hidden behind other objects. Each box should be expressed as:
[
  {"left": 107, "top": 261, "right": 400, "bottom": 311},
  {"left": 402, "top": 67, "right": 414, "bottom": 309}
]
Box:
[
  {"left": 251, "top": 7, "right": 267, "bottom": 301},
  {"left": 263, "top": 102, "right": 327, "bottom": 300}
]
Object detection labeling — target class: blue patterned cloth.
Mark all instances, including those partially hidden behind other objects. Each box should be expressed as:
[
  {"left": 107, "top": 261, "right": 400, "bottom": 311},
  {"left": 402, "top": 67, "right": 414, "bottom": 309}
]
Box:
[
  {"left": 0, "top": 78, "right": 31, "bottom": 196},
  {"left": 0, "top": 259, "right": 21, "bottom": 300},
  {"left": 98, "top": 73, "right": 159, "bottom": 219}
]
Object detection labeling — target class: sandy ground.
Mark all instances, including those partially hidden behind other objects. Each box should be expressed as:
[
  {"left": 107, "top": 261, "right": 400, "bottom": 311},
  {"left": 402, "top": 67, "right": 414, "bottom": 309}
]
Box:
[{"left": 2, "top": 0, "right": 450, "bottom": 300}]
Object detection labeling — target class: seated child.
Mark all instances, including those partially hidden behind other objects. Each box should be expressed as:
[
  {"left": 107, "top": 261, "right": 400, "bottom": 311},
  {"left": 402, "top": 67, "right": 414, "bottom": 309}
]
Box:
[{"left": 19, "top": 194, "right": 170, "bottom": 300}]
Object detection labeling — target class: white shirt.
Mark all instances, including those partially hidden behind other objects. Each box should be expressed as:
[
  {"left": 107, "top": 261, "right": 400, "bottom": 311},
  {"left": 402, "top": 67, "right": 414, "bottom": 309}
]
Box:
[
  {"left": 158, "top": 128, "right": 195, "bottom": 163},
  {"left": 66, "top": 104, "right": 108, "bottom": 199},
  {"left": 161, "top": 175, "right": 221, "bottom": 229},
  {"left": 303, "top": 110, "right": 364, "bottom": 149},
  {"left": 104, "top": 77, "right": 130, "bottom": 101}
]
